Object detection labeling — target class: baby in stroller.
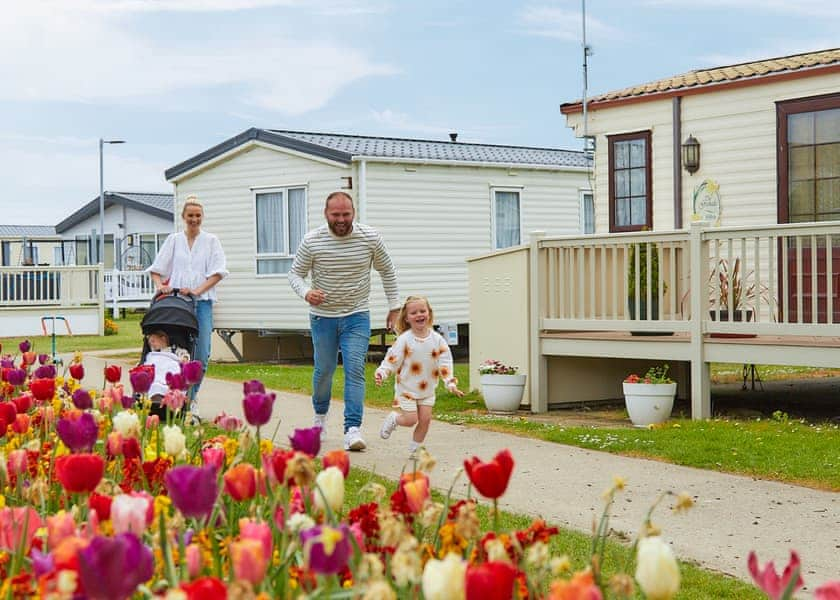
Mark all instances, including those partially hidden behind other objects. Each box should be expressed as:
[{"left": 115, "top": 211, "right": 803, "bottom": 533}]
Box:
[{"left": 145, "top": 330, "right": 190, "bottom": 400}]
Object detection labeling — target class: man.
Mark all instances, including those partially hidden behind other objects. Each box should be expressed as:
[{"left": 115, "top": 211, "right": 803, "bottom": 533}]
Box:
[{"left": 289, "top": 191, "right": 400, "bottom": 451}]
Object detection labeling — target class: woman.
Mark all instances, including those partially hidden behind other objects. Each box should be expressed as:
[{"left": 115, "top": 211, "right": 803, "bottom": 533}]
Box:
[{"left": 148, "top": 195, "right": 228, "bottom": 423}]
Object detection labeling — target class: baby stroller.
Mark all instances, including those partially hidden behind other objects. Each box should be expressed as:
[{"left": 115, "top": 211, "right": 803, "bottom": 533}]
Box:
[{"left": 139, "top": 291, "right": 199, "bottom": 418}]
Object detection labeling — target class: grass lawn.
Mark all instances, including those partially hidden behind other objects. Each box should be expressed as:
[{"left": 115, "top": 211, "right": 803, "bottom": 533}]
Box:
[
  {"left": 207, "top": 361, "right": 840, "bottom": 491},
  {"left": 0, "top": 312, "right": 144, "bottom": 355}
]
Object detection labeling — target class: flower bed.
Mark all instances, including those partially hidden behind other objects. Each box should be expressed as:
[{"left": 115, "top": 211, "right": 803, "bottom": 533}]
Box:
[{"left": 0, "top": 339, "right": 837, "bottom": 599}]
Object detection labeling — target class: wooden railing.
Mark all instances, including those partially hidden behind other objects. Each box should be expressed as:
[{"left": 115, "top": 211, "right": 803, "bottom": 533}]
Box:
[
  {"left": 0, "top": 265, "right": 101, "bottom": 307},
  {"left": 104, "top": 270, "right": 155, "bottom": 317}
]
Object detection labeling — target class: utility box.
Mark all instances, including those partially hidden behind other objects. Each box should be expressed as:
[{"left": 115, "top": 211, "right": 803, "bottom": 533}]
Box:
[{"left": 437, "top": 322, "right": 459, "bottom": 346}]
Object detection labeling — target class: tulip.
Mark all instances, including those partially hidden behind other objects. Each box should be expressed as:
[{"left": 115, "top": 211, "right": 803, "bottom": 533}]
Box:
[
  {"left": 31, "top": 548, "right": 55, "bottom": 578},
  {"left": 129, "top": 364, "right": 154, "bottom": 394},
  {"left": 243, "top": 391, "right": 276, "bottom": 427},
  {"left": 214, "top": 412, "right": 243, "bottom": 432},
  {"left": 165, "top": 465, "right": 219, "bottom": 519},
  {"left": 816, "top": 581, "right": 840, "bottom": 600},
  {"left": 202, "top": 445, "right": 226, "bottom": 471},
  {"left": 181, "top": 360, "right": 203, "bottom": 386},
  {"left": 146, "top": 414, "right": 160, "bottom": 430},
  {"left": 30, "top": 377, "right": 56, "bottom": 401},
  {"left": 38, "top": 353, "right": 49, "bottom": 364},
  {"left": 186, "top": 543, "right": 203, "bottom": 578},
  {"left": 322, "top": 449, "right": 350, "bottom": 478},
  {"left": 113, "top": 384, "right": 132, "bottom": 409},
  {"left": 636, "top": 536, "right": 681, "bottom": 600},
  {"left": 5, "top": 368, "right": 25, "bottom": 386},
  {"left": 239, "top": 518, "right": 273, "bottom": 564},
  {"left": 313, "top": 466, "right": 345, "bottom": 513},
  {"left": 290, "top": 425, "right": 321, "bottom": 457},
  {"left": 547, "top": 569, "right": 603, "bottom": 600},
  {"left": 230, "top": 538, "right": 267, "bottom": 585},
  {"left": 747, "top": 550, "right": 802, "bottom": 600},
  {"left": 111, "top": 493, "right": 151, "bottom": 535},
  {"left": 300, "top": 524, "right": 352, "bottom": 575},
  {"left": 96, "top": 391, "right": 114, "bottom": 413},
  {"left": 0, "top": 402, "right": 17, "bottom": 436},
  {"left": 47, "top": 510, "right": 77, "bottom": 548},
  {"left": 122, "top": 436, "right": 141, "bottom": 460},
  {"left": 401, "top": 471, "right": 431, "bottom": 513},
  {"left": 224, "top": 463, "right": 258, "bottom": 501},
  {"left": 12, "top": 413, "right": 30, "bottom": 434},
  {"left": 21, "top": 351, "right": 36, "bottom": 366},
  {"left": 465, "top": 561, "right": 518, "bottom": 600},
  {"left": 69, "top": 362, "right": 85, "bottom": 381},
  {"left": 78, "top": 532, "right": 154, "bottom": 600},
  {"left": 266, "top": 448, "right": 294, "bottom": 485},
  {"left": 34, "top": 364, "right": 56, "bottom": 379},
  {"left": 0, "top": 506, "right": 43, "bottom": 553},
  {"left": 55, "top": 453, "right": 105, "bottom": 493},
  {"left": 162, "top": 389, "right": 188, "bottom": 412},
  {"left": 6, "top": 449, "right": 28, "bottom": 476},
  {"left": 88, "top": 492, "right": 113, "bottom": 522},
  {"left": 181, "top": 577, "right": 227, "bottom": 600},
  {"left": 12, "top": 393, "right": 32, "bottom": 414},
  {"left": 0, "top": 359, "right": 11, "bottom": 369},
  {"left": 112, "top": 410, "right": 140, "bottom": 438},
  {"left": 464, "top": 449, "right": 515, "bottom": 499},
  {"left": 243, "top": 379, "right": 266, "bottom": 394},
  {"left": 423, "top": 553, "right": 467, "bottom": 600},
  {"left": 104, "top": 364, "right": 122, "bottom": 383},
  {"left": 56, "top": 412, "right": 99, "bottom": 453},
  {"left": 106, "top": 431, "right": 124, "bottom": 457},
  {"left": 18, "top": 340, "right": 31, "bottom": 353},
  {"left": 163, "top": 424, "right": 186, "bottom": 458},
  {"left": 71, "top": 388, "right": 93, "bottom": 410}
]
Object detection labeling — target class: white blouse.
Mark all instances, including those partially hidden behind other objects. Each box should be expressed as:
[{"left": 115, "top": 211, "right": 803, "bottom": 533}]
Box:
[{"left": 147, "top": 231, "right": 229, "bottom": 302}]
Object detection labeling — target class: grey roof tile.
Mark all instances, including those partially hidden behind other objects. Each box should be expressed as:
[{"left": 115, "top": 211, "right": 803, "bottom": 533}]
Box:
[{"left": 0, "top": 225, "right": 57, "bottom": 237}]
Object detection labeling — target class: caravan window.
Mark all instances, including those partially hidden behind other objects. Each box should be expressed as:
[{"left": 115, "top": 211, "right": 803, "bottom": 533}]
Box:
[
  {"left": 608, "top": 131, "right": 651, "bottom": 232},
  {"left": 492, "top": 188, "right": 521, "bottom": 249},
  {"left": 255, "top": 186, "right": 307, "bottom": 275}
]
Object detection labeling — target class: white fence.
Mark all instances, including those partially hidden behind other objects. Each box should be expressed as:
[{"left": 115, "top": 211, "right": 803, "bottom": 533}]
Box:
[{"left": 104, "top": 270, "right": 155, "bottom": 317}]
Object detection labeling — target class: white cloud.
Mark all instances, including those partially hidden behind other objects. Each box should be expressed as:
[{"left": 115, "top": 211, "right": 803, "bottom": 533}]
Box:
[
  {"left": 643, "top": 0, "right": 840, "bottom": 18},
  {"left": 0, "top": 1, "right": 396, "bottom": 115},
  {"left": 518, "top": 5, "right": 621, "bottom": 42}
]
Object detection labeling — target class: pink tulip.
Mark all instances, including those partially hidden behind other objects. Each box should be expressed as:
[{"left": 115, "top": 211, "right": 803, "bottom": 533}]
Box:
[
  {"left": 747, "top": 551, "right": 803, "bottom": 600},
  {"left": 273, "top": 505, "right": 285, "bottom": 531},
  {"left": 111, "top": 494, "right": 151, "bottom": 535},
  {"left": 230, "top": 538, "right": 267, "bottom": 585},
  {"left": 213, "top": 412, "right": 243, "bottom": 432},
  {"left": 186, "top": 543, "right": 203, "bottom": 578},
  {"left": 107, "top": 431, "right": 124, "bottom": 457},
  {"left": 202, "top": 446, "right": 226, "bottom": 471},
  {"left": 162, "top": 389, "right": 188, "bottom": 412},
  {"left": 0, "top": 507, "right": 42, "bottom": 553},
  {"left": 816, "top": 581, "right": 840, "bottom": 600},
  {"left": 7, "top": 449, "right": 28, "bottom": 476},
  {"left": 47, "top": 511, "right": 77, "bottom": 548},
  {"left": 146, "top": 414, "right": 160, "bottom": 430},
  {"left": 239, "top": 518, "right": 272, "bottom": 564}
]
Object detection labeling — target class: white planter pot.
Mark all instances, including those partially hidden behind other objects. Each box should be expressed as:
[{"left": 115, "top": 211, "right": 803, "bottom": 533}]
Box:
[
  {"left": 622, "top": 382, "right": 677, "bottom": 427},
  {"left": 480, "top": 374, "right": 526, "bottom": 414}
]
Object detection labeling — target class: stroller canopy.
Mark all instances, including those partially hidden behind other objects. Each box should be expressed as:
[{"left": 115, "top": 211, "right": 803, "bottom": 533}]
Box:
[{"left": 141, "top": 293, "right": 199, "bottom": 336}]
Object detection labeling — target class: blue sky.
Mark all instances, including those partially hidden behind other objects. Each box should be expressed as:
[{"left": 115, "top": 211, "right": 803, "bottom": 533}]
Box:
[{"left": 2, "top": 0, "right": 838, "bottom": 225}]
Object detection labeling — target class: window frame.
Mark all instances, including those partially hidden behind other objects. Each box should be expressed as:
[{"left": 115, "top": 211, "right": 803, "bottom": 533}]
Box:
[
  {"left": 490, "top": 186, "right": 524, "bottom": 250},
  {"left": 777, "top": 92, "right": 840, "bottom": 224},
  {"left": 608, "top": 130, "right": 652, "bottom": 233},
  {"left": 252, "top": 184, "right": 309, "bottom": 277},
  {"left": 579, "top": 188, "right": 595, "bottom": 234}
]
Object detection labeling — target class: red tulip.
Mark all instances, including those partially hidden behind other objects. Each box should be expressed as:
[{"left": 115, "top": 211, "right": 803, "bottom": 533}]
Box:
[
  {"left": 55, "top": 453, "right": 105, "bottom": 493},
  {"left": 0, "top": 402, "right": 17, "bottom": 437},
  {"left": 180, "top": 577, "right": 228, "bottom": 600},
  {"left": 816, "top": 581, "right": 840, "bottom": 600},
  {"left": 12, "top": 414, "right": 30, "bottom": 434},
  {"left": 11, "top": 393, "right": 33, "bottom": 414},
  {"left": 322, "top": 449, "right": 350, "bottom": 478},
  {"left": 464, "top": 449, "right": 515, "bottom": 499},
  {"left": 69, "top": 363, "right": 85, "bottom": 381},
  {"left": 104, "top": 364, "right": 122, "bottom": 384},
  {"left": 268, "top": 448, "right": 295, "bottom": 486},
  {"left": 747, "top": 551, "right": 803, "bottom": 600},
  {"left": 89, "top": 492, "right": 113, "bottom": 521},
  {"left": 30, "top": 377, "right": 56, "bottom": 402},
  {"left": 223, "top": 463, "right": 257, "bottom": 501},
  {"left": 466, "top": 561, "right": 518, "bottom": 600}
]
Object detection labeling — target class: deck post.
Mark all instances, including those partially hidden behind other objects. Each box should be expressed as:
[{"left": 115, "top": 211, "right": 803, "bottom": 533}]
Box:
[
  {"left": 689, "top": 222, "right": 711, "bottom": 418},
  {"left": 529, "top": 230, "right": 547, "bottom": 413}
]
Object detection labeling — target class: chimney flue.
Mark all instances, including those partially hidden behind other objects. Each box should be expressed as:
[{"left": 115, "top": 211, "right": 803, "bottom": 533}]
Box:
[{"left": 449, "top": 132, "right": 458, "bottom": 142}]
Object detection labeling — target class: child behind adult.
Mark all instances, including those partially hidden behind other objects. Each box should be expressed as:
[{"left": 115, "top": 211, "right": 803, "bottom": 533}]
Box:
[
  {"left": 144, "top": 330, "right": 189, "bottom": 402},
  {"left": 375, "top": 295, "right": 463, "bottom": 455}
]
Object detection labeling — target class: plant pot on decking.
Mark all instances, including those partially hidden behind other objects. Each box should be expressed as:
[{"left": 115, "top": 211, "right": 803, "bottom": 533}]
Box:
[
  {"left": 709, "top": 309, "right": 756, "bottom": 338},
  {"left": 627, "top": 297, "right": 675, "bottom": 336}
]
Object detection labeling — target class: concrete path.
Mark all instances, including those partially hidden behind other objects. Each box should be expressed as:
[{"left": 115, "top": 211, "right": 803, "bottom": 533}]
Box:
[{"left": 84, "top": 354, "right": 839, "bottom": 594}]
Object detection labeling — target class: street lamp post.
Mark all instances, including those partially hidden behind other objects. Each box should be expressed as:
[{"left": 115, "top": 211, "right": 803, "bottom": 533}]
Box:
[{"left": 98, "top": 138, "right": 125, "bottom": 265}]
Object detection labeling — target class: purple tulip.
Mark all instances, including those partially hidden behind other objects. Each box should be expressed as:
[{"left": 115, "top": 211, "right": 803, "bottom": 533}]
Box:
[
  {"left": 289, "top": 426, "right": 321, "bottom": 457},
  {"left": 165, "top": 371, "right": 187, "bottom": 391},
  {"left": 78, "top": 532, "right": 154, "bottom": 600},
  {"left": 181, "top": 361, "right": 203, "bottom": 386},
  {"left": 31, "top": 548, "right": 54, "bottom": 578},
  {"left": 300, "top": 524, "right": 351, "bottom": 575},
  {"left": 34, "top": 364, "right": 57, "bottom": 379},
  {"left": 37, "top": 354, "right": 49, "bottom": 365},
  {"left": 164, "top": 465, "right": 219, "bottom": 519},
  {"left": 56, "top": 412, "right": 98, "bottom": 453},
  {"left": 243, "top": 379, "right": 266, "bottom": 395},
  {"left": 0, "top": 359, "right": 13, "bottom": 369},
  {"left": 5, "top": 368, "right": 26, "bottom": 386},
  {"left": 71, "top": 388, "right": 93, "bottom": 410},
  {"left": 121, "top": 392, "right": 136, "bottom": 409},
  {"left": 243, "top": 392, "right": 275, "bottom": 427},
  {"left": 129, "top": 369, "right": 152, "bottom": 395},
  {"left": 18, "top": 340, "right": 31, "bottom": 353}
]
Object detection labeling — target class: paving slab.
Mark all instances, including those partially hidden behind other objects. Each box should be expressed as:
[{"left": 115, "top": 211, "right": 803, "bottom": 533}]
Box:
[{"left": 84, "top": 354, "right": 840, "bottom": 594}]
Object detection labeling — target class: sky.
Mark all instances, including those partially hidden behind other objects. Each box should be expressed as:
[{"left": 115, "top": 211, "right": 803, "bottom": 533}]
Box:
[{"left": 2, "top": 0, "right": 838, "bottom": 226}]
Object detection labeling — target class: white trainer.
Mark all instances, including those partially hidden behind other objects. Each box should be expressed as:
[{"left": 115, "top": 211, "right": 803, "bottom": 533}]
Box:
[
  {"left": 380, "top": 411, "right": 398, "bottom": 439},
  {"left": 344, "top": 426, "right": 366, "bottom": 451},
  {"left": 408, "top": 440, "right": 420, "bottom": 458},
  {"left": 313, "top": 413, "right": 328, "bottom": 441}
]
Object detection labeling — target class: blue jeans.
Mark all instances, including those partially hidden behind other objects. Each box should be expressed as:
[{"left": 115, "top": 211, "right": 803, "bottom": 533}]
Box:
[
  {"left": 189, "top": 299, "right": 213, "bottom": 404},
  {"left": 310, "top": 311, "right": 371, "bottom": 433}
]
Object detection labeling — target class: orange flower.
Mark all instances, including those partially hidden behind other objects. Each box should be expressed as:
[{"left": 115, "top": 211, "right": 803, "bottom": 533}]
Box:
[
  {"left": 224, "top": 463, "right": 257, "bottom": 501},
  {"left": 399, "top": 471, "right": 430, "bottom": 513},
  {"left": 410, "top": 362, "right": 422, "bottom": 375},
  {"left": 548, "top": 569, "right": 603, "bottom": 600}
]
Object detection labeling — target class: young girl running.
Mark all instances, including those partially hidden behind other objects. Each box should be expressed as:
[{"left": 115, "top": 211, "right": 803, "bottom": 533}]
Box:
[{"left": 375, "top": 295, "right": 464, "bottom": 455}]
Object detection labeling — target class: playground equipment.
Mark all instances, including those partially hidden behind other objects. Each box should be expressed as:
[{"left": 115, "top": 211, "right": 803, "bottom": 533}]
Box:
[{"left": 41, "top": 315, "right": 72, "bottom": 365}]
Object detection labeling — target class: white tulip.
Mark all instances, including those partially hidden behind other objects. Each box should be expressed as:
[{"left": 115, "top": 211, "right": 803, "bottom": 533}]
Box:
[
  {"left": 422, "top": 553, "right": 466, "bottom": 600},
  {"left": 112, "top": 410, "right": 140, "bottom": 439},
  {"left": 313, "top": 466, "right": 345, "bottom": 513},
  {"left": 163, "top": 424, "right": 186, "bottom": 458},
  {"left": 635, "top": 536, "right": 680, "bottom": 600}
]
